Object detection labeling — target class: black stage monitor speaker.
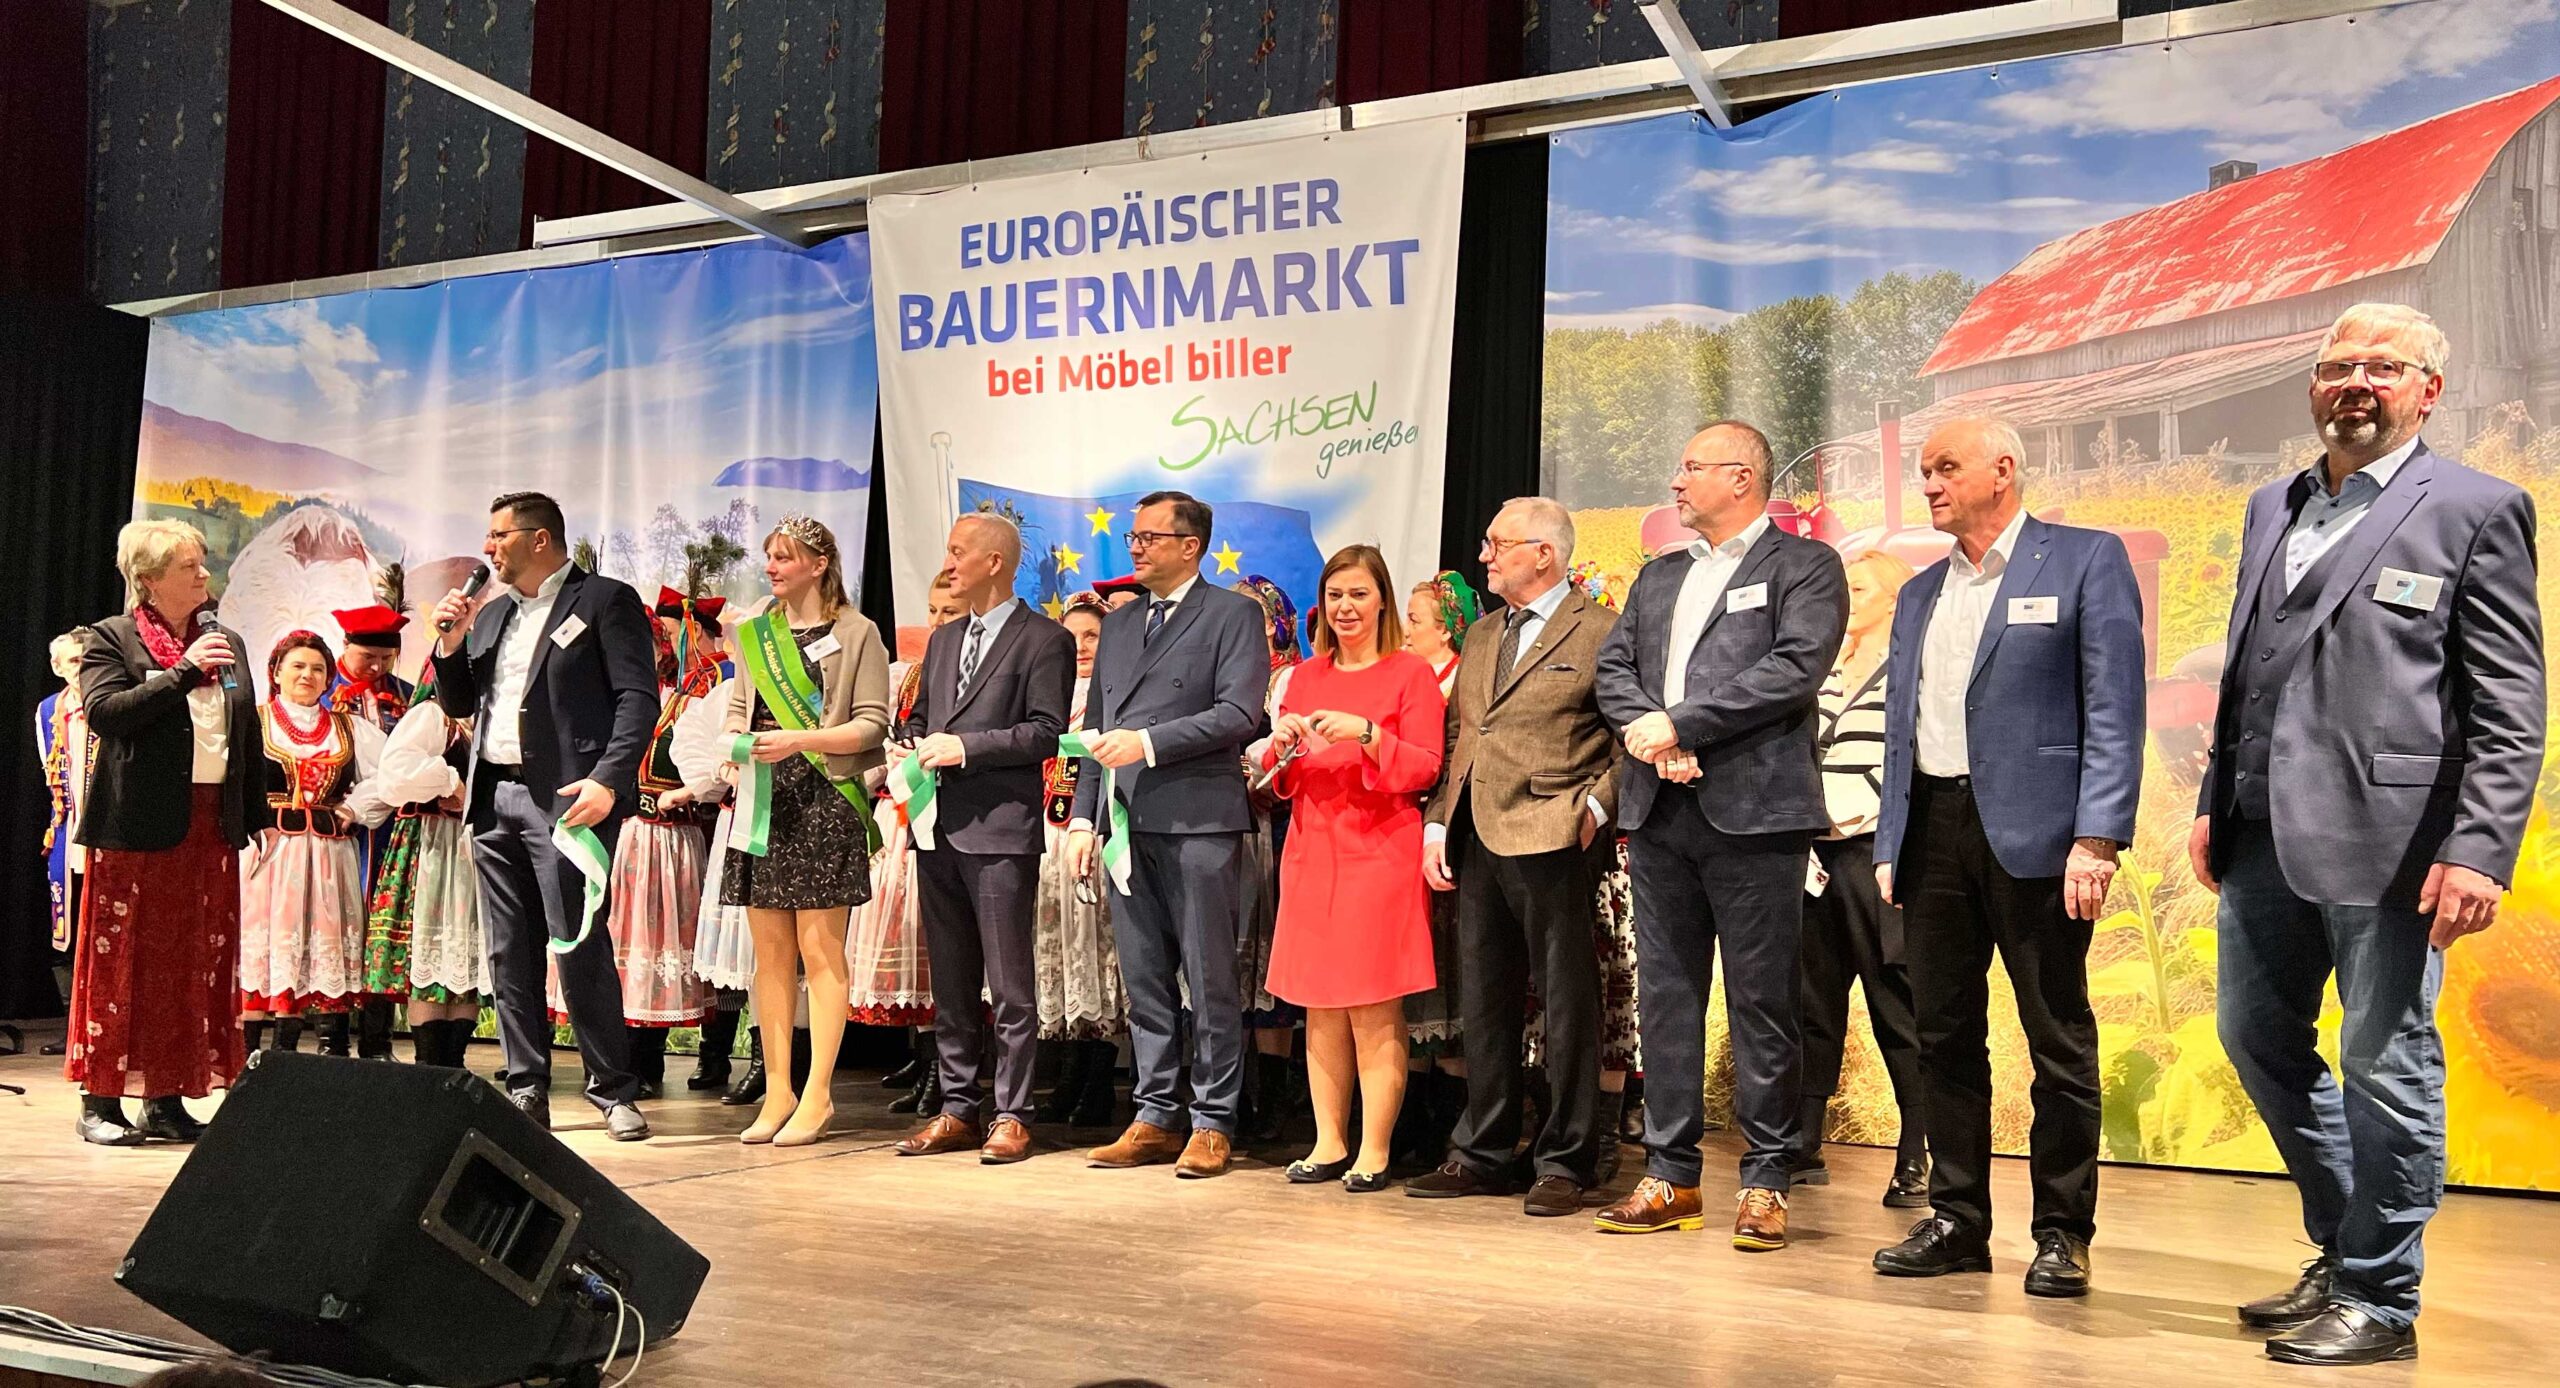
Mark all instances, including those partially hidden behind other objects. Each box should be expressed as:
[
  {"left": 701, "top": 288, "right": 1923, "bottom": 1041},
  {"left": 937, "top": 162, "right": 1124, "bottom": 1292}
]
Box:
[{"left": 117, "top": 1052, "right": 710, "bottom": 1387}]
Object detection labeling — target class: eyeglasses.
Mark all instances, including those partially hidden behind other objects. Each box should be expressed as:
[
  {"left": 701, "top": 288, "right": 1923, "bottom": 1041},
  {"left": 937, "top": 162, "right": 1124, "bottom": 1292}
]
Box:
[
  {"left": 1480, "top": 534, "right": 1544, "bottom": 558},
  {"left": 484, "top": 526, "right": 538, "bottom": 544},
  {"left": 1678, "top": 459, "right": 1752, "bottom": 477},
  {"left": 1124, "top": 530, "right": 1199, "bottom": 552},
  {"left": 2313, "top": 359, "right": 2426, "bottom": 387}
]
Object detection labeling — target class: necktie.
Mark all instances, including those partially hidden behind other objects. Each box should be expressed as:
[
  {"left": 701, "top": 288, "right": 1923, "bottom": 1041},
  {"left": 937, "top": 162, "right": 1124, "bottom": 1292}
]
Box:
[
  {"left": 957, "top": 618, "right": 985, "bottom": 701},
  {"left": 1496, "top": 606, "right": 1529, "bottom": 682},
  {"left": 1145, "top": 598, "right": 1173, "bottom": 646}
]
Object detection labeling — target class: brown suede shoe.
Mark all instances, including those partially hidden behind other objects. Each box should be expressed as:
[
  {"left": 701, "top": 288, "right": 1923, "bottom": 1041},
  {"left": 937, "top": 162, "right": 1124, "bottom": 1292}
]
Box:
[
  {"left": 894, "top": 1113, "right": 982, "bottom": 1157},
  {"left": 981, "top": 1116, "right": 1032, "bottom": 1165},
  {"left": 1088, "top": 1120, "right": 1187, "bottom": 1168},
  {"left": 1174, "top": 1129, "right": 1233, "bottom": 1179},
  {"left": 1733, "top": 1186, "right": 1789, "bottom": 1251},
  {"left": 1594, "top": 1177, "right": 1704, "bottom": 1234}
]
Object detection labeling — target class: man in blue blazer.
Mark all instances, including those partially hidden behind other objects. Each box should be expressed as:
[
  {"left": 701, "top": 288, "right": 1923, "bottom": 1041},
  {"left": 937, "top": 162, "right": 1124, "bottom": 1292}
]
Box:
[
  {"left": 1065, "top": 491, "right": 1271, "bottom": 1178},
  {"left": 1592, "top": 421, "right": 1847, "bottom": 1249},
  {"left": 1870, "top": 416, "right": 2146, "bottom": 1296},
  {"left": 2191, "top": 305, "right": 2544, "bottom": 1367}
]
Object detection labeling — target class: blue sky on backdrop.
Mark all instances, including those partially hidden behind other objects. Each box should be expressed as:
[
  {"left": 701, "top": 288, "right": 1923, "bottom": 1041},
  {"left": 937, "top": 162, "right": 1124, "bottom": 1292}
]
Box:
[{"left": 1544, "top": 0, "right": 2560, "bottom": 329}]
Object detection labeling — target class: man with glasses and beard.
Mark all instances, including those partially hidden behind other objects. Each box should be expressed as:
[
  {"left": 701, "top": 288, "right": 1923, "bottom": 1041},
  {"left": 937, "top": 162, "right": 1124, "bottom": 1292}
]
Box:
[
  {"left": 2192, "top": 303, "right": 2543, "bottom": 1367},
  {"left": 1066, "top": 491, "right": 1271, "bottom": 1179}
]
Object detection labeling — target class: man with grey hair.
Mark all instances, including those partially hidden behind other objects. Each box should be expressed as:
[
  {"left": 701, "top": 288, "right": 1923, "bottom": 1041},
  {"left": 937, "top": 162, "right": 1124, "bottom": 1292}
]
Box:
[
  {"left": 895, "top": 509, "right": 1076, "bottom": 1165},
  {"left": 1409, "top": 497, "right": 1621, "bottom": 1215},
  {"left": 1869, "top": 413, "right": 2146, "bottom": 1296},
  {"left": 2192, "top": 304, "right": 2542, "bottom": 1366}
]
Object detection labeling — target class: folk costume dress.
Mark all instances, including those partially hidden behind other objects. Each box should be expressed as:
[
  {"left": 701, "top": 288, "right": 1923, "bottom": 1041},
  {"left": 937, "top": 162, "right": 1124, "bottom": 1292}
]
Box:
[
  {"left": 1234, "top": 576, "right": 1300, "bottom": 1024},
  {"left": 840, "top": 659, "right": 928, "bottom": 1025},
  {"left": 1033, "top": 672, "right": 1126, "bottom": 1039},
  {"left": 360, "top": 684, "right": 486, "bottom": 1003},
  {"left": 1258, "top": 651, "right": 1447, "bottom": 1008},
  {"left": 675, "top": 676, "right": 753, "bottom": 990},
  {"left": 587, "top": 613, "right": 719, "bottom": 1027},
  {"left": 1404, "top": 652, "right": 1466, "bottom": 1049},
  {"left": 39, "top": 686, "right": 94, "bottom": 955},
  {"left": 238, "top": 698, "right": 391, "bottom": 1014}
]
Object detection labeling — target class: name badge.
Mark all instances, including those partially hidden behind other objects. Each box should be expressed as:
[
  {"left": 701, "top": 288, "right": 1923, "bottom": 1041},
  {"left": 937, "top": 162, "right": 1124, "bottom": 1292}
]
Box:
[
  {"left": 2373, "top": 568, "right": 2445, "bottom": 613},
  {"left": 1726, "top": 583, "right": 1769, "bottom": 613},
  {"left": 549, "top": 615, "right": 587, "bottom": 648},
  {"left": 806, "top": 633, "right": 842, "bottom": 661},
  {"left": 2008, "top": 596, "right": 2058, "bottom": 625}
]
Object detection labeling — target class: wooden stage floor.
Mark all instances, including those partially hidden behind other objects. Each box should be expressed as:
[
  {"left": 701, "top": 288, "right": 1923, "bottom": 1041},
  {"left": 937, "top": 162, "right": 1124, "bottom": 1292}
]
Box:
[{"left": 5, "top": 1032, "right": 2556, "bottom": 1387}]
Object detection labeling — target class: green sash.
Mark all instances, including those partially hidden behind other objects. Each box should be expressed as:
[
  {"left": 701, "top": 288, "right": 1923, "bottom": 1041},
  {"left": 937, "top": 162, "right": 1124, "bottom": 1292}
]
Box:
[{"left": 737, "top": 612, "right": 881, "bottom": 851}]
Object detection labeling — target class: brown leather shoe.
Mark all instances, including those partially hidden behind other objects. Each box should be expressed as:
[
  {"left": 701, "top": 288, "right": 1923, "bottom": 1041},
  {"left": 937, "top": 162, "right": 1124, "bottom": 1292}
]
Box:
[
  {"left": 1523, "top": 1175, "right": 1585, "bottom": 1217},
  {"left": 1174, "top": 1129, "right": 1233, "bottom": 1179},
  {"left": 894, "top": 1113, "right": 981, "bottom": 1157},
  {"left": 1088, "top": 1120, "right": 1186, "bottom": 1168},
  {"left": 1594, "top": 1177, "right": 1704, "bottom": 1234},
  {"left": 980, "top": 1116, "right": 1032, "bottom": 1165},
  {"left": 1733, "top": 1186, "right": 1789, "bottom": 1251}
]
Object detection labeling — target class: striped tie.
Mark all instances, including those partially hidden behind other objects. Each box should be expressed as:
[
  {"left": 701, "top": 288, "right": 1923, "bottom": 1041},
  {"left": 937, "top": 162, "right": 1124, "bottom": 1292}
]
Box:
[{"left": 957, "top": 617, "right": 985, "bottom": 700}]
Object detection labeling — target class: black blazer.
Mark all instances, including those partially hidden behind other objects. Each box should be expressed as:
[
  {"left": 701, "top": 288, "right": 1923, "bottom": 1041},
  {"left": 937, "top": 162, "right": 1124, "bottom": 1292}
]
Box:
[
  {"left": 74, "top": 613, "right": 266, "bottom": 853},
  {"left": 1596, "top": 524, "right": 1848, "bottom": 836},
  {"left": 432, "top": 565, "right": 659, "bottom": 830},
  {"left": 901, "top": 603, "right": 1076, "bottom": 857}
]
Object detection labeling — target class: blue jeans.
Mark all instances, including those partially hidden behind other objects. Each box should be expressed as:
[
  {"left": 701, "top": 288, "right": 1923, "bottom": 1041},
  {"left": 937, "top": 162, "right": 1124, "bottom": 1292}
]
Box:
[{"left": 2214, "top": 820, "right": 2445, "bottom": 1331}]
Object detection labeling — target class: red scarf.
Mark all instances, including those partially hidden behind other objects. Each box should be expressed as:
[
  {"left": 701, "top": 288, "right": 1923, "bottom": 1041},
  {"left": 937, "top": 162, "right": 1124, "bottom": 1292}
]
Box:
[{"left": 132, "top": 603, "right": 200, "bottom": 671}]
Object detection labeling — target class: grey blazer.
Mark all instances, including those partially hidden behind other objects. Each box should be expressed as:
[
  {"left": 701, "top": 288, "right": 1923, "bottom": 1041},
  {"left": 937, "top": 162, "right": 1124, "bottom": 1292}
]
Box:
[
  {"left": 725, "top": 605, "right": 893, "bottom": 785},
  {"left": 1069, "top": 579, "right": 1270, "bottom": 836},
  {"left": 2197, "top": 441, "right": 2545, "bottom": 906}
]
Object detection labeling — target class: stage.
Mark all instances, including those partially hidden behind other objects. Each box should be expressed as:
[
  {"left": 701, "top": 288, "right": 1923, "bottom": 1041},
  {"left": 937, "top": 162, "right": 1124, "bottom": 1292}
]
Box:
[{"left": 3, "top": 1032, "right": 2554, "bottom": 1388}]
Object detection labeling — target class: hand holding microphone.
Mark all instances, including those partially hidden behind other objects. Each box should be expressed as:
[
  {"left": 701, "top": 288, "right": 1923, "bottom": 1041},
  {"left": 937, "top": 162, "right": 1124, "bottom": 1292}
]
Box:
[
  {"left": 433, "top": 564, "right": 492, "bottom": 655},
  {"left": 188, "top": 611, "right": 237, "bottom": 691}
]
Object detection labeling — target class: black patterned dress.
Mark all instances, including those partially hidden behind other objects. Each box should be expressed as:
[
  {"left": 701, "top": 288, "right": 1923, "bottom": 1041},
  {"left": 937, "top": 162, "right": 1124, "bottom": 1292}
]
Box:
[{"left": 720, "top": 624, "right": 873, "bottom": 912}]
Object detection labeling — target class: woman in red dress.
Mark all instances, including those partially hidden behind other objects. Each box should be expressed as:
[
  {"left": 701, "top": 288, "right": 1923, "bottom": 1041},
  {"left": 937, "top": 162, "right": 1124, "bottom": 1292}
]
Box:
[{"left": 1260, "top": 545, "right": 1446, "bottom": 1191}]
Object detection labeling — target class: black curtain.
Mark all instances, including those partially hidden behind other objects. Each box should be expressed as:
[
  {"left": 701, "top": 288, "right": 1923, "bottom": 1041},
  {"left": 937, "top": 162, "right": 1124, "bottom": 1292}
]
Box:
[
  {"left": 1437, "top": 139, "right": 1550, "bottom": 588},
  {"left": 860, "top": 421, "right": 897, "bottom": 636},
  {"left": 0, "top": 296, "right": 148, "bottom": 1021}
]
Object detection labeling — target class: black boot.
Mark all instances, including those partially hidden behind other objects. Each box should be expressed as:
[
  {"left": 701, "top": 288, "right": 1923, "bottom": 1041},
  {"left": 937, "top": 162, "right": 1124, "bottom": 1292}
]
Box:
[
  {"left": 316, "top": 1012, "right": 352, "bottom": 1057},
  {"left": 407, "top": 1019, "right": 445, "bottom": 1068},
  {"left": 137, "top": 1096, "right": 207, "bottom": 1143},
  {"left": 723, "top": 1027, "right": 768, "bottom": 1106},
  {"left": 1238, "top": 1051, "right": 1283, "bottom": 1145},
  {"left": 356, "top": 999, "right": 397, "bottom": 1061},
  {"left": 242, "top": 1020, "right": 270, "bottom": 1055},
  {"left": 689, "top": 1009, "right": 739, "bottom": 1091},
  {"left": 1072, "top": 1039, "right": 1120, "bottom": 1127},
  {"left": 77, "top": 1093, "right": 145, "bottom": 1147},
  {"left": 1036, "top": 1039, "right": 1085, "bottom": 1124},
  {"left": 1595, "top": 1087, "right": 1627, "bottom": 1187},
  {"left": 888, "top": 1029, "right": 935, "bottom": 1115},
  {"left": 1617, "top": 1076, "right": 1645, "bottom": 1143},
  {"left": 1788, "top": 1092, "right": 1832, "bottom": 1186},
  {"left": 273, "top": 1015, "right": 306, "bottom": 1054},
  {"left": 1390, "top": 1066, "right": 1434, "bottom": 1172},
  {"left": 628, "top": 1028, "right": 667, "bottom": 1100}
]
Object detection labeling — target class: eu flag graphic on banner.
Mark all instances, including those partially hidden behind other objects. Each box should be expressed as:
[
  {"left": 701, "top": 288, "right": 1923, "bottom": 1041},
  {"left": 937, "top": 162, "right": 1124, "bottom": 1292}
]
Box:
[{"left": 958, "top": 478, "right": 1321, "bottom": 657}]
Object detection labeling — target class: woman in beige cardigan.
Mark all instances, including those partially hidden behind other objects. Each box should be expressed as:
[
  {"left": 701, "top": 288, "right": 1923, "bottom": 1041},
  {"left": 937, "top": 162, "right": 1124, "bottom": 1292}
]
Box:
[{"left": 719, "top": 516, "right": 891, "bottom": 1145}]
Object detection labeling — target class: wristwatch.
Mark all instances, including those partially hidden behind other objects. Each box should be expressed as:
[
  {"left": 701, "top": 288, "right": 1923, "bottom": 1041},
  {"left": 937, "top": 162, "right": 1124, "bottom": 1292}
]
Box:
[{"left": 1359, "top": 718, "right": 1376, "bottom": 746}]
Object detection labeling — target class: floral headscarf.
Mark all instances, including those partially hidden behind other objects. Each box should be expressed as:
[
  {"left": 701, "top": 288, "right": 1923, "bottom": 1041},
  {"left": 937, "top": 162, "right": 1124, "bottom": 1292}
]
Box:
[
  {"left": 1233, "top": 575, "right": 1300, "bottom": 668},
  {"left": 1424, "top": 570, "right": 1481, "bottom": 646}
]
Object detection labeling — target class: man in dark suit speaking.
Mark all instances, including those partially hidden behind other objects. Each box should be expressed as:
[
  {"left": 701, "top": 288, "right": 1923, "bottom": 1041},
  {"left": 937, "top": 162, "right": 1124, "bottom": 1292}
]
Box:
[
  {"left": 1593, "top": 420, "right": 1848, "bottom": 1251},
  {"left": 1066, "top": 490, "right": 1271, "bottom": 1179},
  {"left": 432, "top": 492, "right": 660, "bottom": 1140},
  {"left": 894, "top": 513, "right": 1075, "bottom": 1166}
]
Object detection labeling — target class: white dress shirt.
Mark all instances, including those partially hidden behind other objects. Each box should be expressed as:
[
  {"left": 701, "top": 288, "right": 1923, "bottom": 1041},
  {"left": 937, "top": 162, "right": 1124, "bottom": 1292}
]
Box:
[
  {"left": 479, "top": 562, "right": 571, "bottom": 767},
  {"left": 1664, "top": 515, "right": 1770, "bottom": 706},
  {"left": 2284, "top": 437, "right": 2418, "bottom": 593},
  {"left": 1915, "top": 507, "right": 2028, "bottom": 778}
]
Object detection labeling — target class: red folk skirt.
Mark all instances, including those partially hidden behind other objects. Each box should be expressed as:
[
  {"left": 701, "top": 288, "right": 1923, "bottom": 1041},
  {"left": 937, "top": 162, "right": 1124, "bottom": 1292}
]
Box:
[{"left": 64, "top": 785, "right": 246, "bottom": 1100}]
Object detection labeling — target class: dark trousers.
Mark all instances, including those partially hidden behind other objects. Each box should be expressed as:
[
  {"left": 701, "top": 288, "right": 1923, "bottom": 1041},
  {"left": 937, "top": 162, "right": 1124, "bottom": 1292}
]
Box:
[
  {"left": 2215, "top": 819, "right": 2443, "bottom": 1331},
  {"left": 1802, "top": 833, "right": 1926, "bottom": 1157},
  {"left": 1449, "top": 835, "right": 1603, "bottom": 1185},
  {"left": 1901, "top": 775, "right": 2099, "bottom": 1241},
  {"left": 1627, "top": 795, "right": 1809, "bottom": 1190},
  {"left": 916, "top": 846, "right": 1042, "bottom": 1124},
  {"left": 1111, "top": 830, "right": 1244, "bottom": 1136},
  {"left": 473, "top": 780, "right": 637, "bottom": 1109}
]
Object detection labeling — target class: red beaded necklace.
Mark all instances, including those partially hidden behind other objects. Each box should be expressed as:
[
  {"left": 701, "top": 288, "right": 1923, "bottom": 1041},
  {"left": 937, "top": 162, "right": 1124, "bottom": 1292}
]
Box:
[{"left": 269, "top": 698, "right": 335, "bottom": 749}]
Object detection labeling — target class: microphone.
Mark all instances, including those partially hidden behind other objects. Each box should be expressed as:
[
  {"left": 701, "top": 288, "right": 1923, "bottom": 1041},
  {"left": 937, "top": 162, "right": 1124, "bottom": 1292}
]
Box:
[
  {"left": 439, "top": 564, "right": 491, "bottom": 633},
  {"left": 194, "top": 610, "right": 237, "bottom": 692}
]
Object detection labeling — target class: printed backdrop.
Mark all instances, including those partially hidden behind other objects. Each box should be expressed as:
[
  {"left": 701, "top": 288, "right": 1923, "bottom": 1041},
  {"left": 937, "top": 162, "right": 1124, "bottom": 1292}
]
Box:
[
  {"left": 1543, "top": 0, "right": 2560, "bottom": 1190},
  {"left": 137, "top": 235, "right": 880, "bottom": 695},
  {"left": 868, "top": 116, "right": 1466, "bottom": 646}
]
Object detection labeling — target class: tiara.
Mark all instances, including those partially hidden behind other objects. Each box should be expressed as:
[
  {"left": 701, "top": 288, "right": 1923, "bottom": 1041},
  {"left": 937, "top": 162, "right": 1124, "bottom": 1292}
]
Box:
[{"left": 774, "top": 515, "right": 836, "bottom": 556}]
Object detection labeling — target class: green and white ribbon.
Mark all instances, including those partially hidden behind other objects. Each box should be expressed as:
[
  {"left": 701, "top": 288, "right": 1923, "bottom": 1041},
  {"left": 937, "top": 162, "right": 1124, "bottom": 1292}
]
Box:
[
  {"left": 725, "top": 733, "right": 774, "bottom": 857},
  {"left": 547, "top": 815, "right": 612, "bottom": 955},
  {"left": 1057, "top": 729, "right": 1132, "bottom": 896},
  {"left": 881, "top": 751, "right": 940, "bottom": 850}
]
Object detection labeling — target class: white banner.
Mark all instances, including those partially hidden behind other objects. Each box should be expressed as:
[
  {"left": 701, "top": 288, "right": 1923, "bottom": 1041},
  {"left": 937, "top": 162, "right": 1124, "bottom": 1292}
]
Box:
[{"left": 868, "top": 116, "right": 1466, "bottom": 638}]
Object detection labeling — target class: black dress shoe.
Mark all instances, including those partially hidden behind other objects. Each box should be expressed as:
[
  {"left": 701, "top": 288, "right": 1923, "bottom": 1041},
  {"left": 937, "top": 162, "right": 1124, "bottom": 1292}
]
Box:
[
  {"left": 723, "top": 1050, "right": 768, "bottom": 1106},
  {"left": 136, "top": 1098, "right": 207, "bottom": 1143},
  {"left": 1785, "top": 1149, "right": 1831, "bottom": 1187},
  {"left": 1343, "top": 1170, "right": 1393, "bottom": 1193},
  {"left": 2239, "top": 1254, "right": 2341, "bottom": 1329},
  {"left": 2265, "top": 1305, "right": 2417, "bottom": 1366},
  {"left": 510, "top": 1090, "right": 551, "bottom": 1130},
  {"left": 1287, "top": 1155, "right": 1355, "bottom": 1184},
  {"left": 1883, "top": 1153, "right": 1931, "bottom": 1208},
  {"left": 2025, "top": 1230, "right": 2092, "bottom": 1298},
  {"left": 1523, "top": 1175, "right": 1585, "bottom": 1217},
  {"left": 1874, "top": 1216, "right": 1993, "bottom": 1277},
  {"left": 1404, "top": 1160, "right": 1521, "bottom": 1199},
  {"left": 879, "top": 1057, "right": 921, "bottom": 1090},
  {"left": 76, "top": 1108, "right": 147, "bottom": 1147}
]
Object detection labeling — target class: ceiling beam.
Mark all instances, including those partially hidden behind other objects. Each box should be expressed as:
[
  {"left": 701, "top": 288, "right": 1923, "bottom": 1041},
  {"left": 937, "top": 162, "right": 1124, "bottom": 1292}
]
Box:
[
  {"left": 252, "top": 0, "right": 810, "bottom": 250},
  {"left": 1637, "top": 0, "right": 1734, "bottom": 130}
]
